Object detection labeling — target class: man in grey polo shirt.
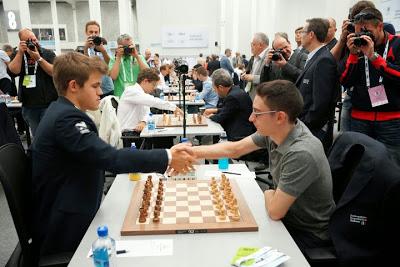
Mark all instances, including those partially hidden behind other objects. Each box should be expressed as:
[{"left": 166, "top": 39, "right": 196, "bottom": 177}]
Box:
[{"left": 193, "top": 79, "right": 335, "bottom": 252}]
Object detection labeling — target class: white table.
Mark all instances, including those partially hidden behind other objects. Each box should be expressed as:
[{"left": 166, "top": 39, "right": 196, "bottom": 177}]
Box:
[
  {"left": 5, "top": 101, "right": 22, "bottom": 108},
  {"left": 140, "top": 115, "right": 225, "bottom": 138},
  {"left": 68, "top": 164, "right": 310, "bottom": 267}
]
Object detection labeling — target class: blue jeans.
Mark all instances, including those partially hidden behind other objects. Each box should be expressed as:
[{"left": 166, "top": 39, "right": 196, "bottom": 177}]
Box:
[
  {"left": 22, "top": 107, "right": 47, "bottom": 136},
  {"left": 351, "top": 118, "right": 400, "bottom": 166}
]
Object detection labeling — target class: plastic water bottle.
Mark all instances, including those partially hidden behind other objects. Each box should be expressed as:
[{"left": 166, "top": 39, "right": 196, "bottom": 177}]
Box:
[
  {"left": 147, "top": 113, "right": 155, "bottom": 133},
  {"left": 129, "top": 143, "right": 141, "bottom": 181},
  {"left": 218, "top": 132, "right": 229, "bottom": 170},
  {"left": 159, "top": 91, "right": 165, "bottom": 100},
  {"left": 92, "top": 225, "right": 116, "bottom": 267}
]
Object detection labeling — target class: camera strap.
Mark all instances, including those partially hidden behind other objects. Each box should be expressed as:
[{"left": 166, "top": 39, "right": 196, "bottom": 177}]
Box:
[
  {"left": 120, "top": 56, "right": 134, "bottom": 83},
  {"left": 23, "top": 54, "right": 38, "bottom": 75},
  {"left": 364, "top": 39, "right": 389, "bottom": 88}
]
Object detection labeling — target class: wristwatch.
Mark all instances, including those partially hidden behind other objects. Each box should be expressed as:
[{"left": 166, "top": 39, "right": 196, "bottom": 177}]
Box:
[
  {"left": 370, "top": 52, "right": 379, "bottom": 61},
  {"left": 37, "top": 57, "right": 43, "bottom": 62}
]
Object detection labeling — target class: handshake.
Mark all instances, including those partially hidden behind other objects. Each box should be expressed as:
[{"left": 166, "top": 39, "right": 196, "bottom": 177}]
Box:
[{"left": 168, "top": 142, "right": 198, "bottom": 175}]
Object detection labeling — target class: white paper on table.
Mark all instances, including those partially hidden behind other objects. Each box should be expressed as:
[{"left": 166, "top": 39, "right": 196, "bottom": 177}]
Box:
[
  {"left": 87, "top": 239, "right": 173, "bottom": 258},
  {"left": 204, "top": 170, "right": 242, "bottom": 179}
]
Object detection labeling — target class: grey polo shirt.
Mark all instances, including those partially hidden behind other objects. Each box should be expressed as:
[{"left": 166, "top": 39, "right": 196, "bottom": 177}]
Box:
[{"left": 251, "top": 120, "right": 335, "bottom": 240}]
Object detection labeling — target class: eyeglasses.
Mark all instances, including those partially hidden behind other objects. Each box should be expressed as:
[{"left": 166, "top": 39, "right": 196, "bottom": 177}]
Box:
[{"left": 251, "top": 110, "right": 277, "bottom": 118}]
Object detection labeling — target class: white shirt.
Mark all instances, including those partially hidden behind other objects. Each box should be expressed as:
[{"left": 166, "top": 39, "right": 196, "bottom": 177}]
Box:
[
  {"left": 157, "top": 73, "right": 169, "bottom": 91},
  {"left": 0, "top": 50, "right": 11, "bottom": 80},
  {"left": 117, "top": 83, "right": 177, "bottom": 131},
  {"left": 305, "top": 45, "right": 324, "bottom": 67},
  {"left": 251, "top": 47, "right": 269, "bottom": 84}
]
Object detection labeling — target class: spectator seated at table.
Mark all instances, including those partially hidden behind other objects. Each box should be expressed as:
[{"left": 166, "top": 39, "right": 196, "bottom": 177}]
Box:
[
  {"left": 203, "top": 69, "right": 255, "bottom": 141},
  {"left": 117, "top": 68, "right": 183, "bottom": 147}
]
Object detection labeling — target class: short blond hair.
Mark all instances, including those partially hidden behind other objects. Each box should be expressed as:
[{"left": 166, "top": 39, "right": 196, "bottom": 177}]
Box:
[{"left": 53, "top": 52, "right": 107, "bottom": 96}]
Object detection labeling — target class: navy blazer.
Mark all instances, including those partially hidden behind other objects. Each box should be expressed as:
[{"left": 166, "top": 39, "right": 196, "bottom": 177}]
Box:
[
  {"left": 328, "top": 132, "right": 400, "bottom": 265},
  {"left": 210, "top": 86, "right": 255, "bottom": 141},
  {"left": 32, "top": 97, "right": 169, "bottom": 256},
  {"left": 295, "top": 46, "right": 339, "bottom": 131}
]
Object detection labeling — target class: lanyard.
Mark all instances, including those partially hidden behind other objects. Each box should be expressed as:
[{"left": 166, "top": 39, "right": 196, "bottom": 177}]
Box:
[
  {"left": 364, "top": 39, "right": 389, "bottom": 88},
  {"left": 121, "top": 56, "right": 134, "bottom": 83},
  {"left": 23, "top": 54, "right": 38, "bottom": 75}
]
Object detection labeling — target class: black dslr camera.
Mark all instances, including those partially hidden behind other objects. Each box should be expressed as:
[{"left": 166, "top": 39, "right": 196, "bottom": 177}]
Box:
[
  {"left": 123, "top": 46, "right": 134, "bottom": 56},
  {"left": 92, "top": 36, "right": 102, "bottom": 46},
  {"left": 271, "top": 49, "right": 283, "bottom": 61},
  {"left": 26, "top": 39, "right": 36, "bottom": 50},
  {"left": 353, "top": 29, "right": 374, "bottom": 47}
]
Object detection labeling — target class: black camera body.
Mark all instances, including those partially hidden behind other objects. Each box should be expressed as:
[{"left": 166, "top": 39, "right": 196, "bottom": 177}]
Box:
[
  {"left": 26, "top": 39, "right": 36, "bottom": 50},
  {"left": 347, "top": 20, "right": 355, "bottom": 33},
  {"left": 123, "top": 46, "right": 134, "bottom": 56},
  {"left": 271, "top": 49, "right": 283, "bottom": 61},
  {"left": 92, "top": 36, "right": 102, "bottom": 46},
  {"left": 354, "top": 30, "right": 374, "bottom": 47}
]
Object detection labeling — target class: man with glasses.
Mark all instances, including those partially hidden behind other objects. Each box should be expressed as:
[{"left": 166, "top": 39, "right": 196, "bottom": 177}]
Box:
[
  {"left": 192, "top": 80, "right": 335, "bottom": 252},
  {"left": 340, "top": 7, "right": 400, "bottom": 165},
  {"left": 261, "top": 33, "right": 307, "bottom": 83},
  {"left": 295, "top": 18, "right": 339, "bottom": 152},
  {"left": 117, "top": 68, "right": 182, "bottom": 147}
]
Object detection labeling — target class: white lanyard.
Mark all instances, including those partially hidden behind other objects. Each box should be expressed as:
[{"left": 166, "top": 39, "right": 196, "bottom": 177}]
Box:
[
  {"left": 121, "top": 56, "right": 134, "bottom": 83},
  {"left": 364, "top": 38, "right": 389, "bottom": 88},
  {"left": 23, "top": 54, "right": 38, "bottom": 75}
]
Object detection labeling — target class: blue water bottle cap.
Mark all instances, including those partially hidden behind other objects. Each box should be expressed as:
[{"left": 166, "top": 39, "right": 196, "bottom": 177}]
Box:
[
  {"left": 97, "top": 226, "right": 108, "bottom": 237},
  {"left": 181, "top": 138, "right": 189, "bottom": 143},
  {"left": 149, "top": 112, "right": 153, "bottom": 116},
  {"left": 130, "top": 142, "right": 136, "bottom": 149}
]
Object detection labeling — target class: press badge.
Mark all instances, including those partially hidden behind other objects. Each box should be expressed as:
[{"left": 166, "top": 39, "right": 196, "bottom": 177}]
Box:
[
  {"left": 23, "top": 75, "right": 36, "bottom": 88},
  {"left": 368, "top": 84, "right": 388, "bottom": 107}
]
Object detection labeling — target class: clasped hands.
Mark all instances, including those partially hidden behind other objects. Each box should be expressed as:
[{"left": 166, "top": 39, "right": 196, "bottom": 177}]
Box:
[{"left": 168, "top": 143, "right": 197, "bottom": 175}]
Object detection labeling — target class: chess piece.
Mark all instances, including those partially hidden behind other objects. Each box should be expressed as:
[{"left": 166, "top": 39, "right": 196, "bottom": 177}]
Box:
[
  {"left": 153, "top": 216, "right": 160, "bottom": 223},
  {"left": 139, "top": 215, "right": 147, "bottom": 223}
]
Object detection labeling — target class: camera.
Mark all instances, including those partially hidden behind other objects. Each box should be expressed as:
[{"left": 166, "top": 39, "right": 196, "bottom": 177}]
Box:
[
  {"left": 173, "top": 58, "right": 189, "bottom": 74},
  {"left": 271, "top": 49, "right": 283, "bottom": 61},
  {"left": 123, "top": 46, "right": 134, "bottom": 56},
  {"left": 353, "top": 29, "right": 374, "bottom": 47},
  {"left": 347, "top": 20, "right": 355, "bottom": 33},
  {"left": 92, "top": 36, "right": 102, "bottom": 46},
  {"left": 26, "top": 39, "right": 36, "bottom": 50}
]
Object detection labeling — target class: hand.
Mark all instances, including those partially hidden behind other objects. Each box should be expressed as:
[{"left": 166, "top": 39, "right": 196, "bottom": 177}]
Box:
[
  {"left": 26, "top": 45, "right": 41, "bottom": 61},
  {"left": 203, "top": 109, "right": 215, "bottom": 117},
  {"left": 346, "top": 33, "right": 360, "bottom": 55},
  {"left": 339, "top": 20, "right": 351, "bottom": 44},
  {"left": 134, "top": 121, "right": 146, "bottom": 132},
  {"left": 241, "top": 74, "right": 254, "bottom": 82},
  {"left": 169, "top": 143, "right": 196, "bottom": 174},
  {"left": 130, "top": 46, "right": 139, "bottom": 57},
  {"left": 273, "top": 54, "right": 287, "bottom": 68},
  {"left": 95, "top": 43, "right": 106, "bottom": 53},
  {"left": 174, "top": 107, "right": 183, "bottom": 116},
  {"left": 265, "top": 50, "right": 274, "bottom": 65},
  {"left": 358, "top": 35, "right": 375, "bottom": 59},
  {"left": 84, "top": 36, "right": 93, "bottom": 49},
  {"left": 17, "top": 41, "right": 27, "bottom": 55},
  {"left": 115, "top": 46, "right": 124, "bottom": 59}
]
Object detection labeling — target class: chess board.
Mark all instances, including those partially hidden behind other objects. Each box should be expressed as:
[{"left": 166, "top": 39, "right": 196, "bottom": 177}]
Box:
[
  {"left": 121, "top": 177, "right": 258, "bottom": 236},
  {"left": 156, "top": 113, "right": 207, "bottom": 127},
  {"left": 166, "top": 95, "right": 195, "bottom": 101}
]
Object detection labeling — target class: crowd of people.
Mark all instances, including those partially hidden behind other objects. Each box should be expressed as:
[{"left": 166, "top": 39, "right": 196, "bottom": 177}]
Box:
[{"left": 0, "top": 0, "right": 399, "bottom": 265}]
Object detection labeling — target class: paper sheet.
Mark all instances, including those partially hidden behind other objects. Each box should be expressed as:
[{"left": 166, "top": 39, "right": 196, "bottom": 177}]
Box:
[{"left": 87, "top": 239, "right": 173, "bottom": 258}]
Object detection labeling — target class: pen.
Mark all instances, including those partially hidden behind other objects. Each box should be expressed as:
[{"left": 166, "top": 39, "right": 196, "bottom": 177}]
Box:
[
  {"left": 222, "top": 171, "right": 241, "bottom": 175},
  {"left": 116, "top": 250, "right": 128, "bottom": 254}
]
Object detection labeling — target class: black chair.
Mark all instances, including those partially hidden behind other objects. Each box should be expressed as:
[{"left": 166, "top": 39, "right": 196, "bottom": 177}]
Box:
[
  {"left": 0, "top": 143, "right": 71, "bottom": 267},
  {"left": 305, "top": 132, "right": 400, "bottom": 266}
]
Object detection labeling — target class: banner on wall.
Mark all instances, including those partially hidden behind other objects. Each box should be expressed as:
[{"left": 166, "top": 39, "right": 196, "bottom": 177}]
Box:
[
  {"left": 377, "top": 0, "right": 400, "bottom": 33},
  {"left": 162, "top": 27, "right": 208, "bottom": 48}
]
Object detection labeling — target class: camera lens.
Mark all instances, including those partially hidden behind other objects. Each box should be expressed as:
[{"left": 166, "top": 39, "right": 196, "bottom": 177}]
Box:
[
  {"left": 26, "top": 39, "right": 36, "bottom": 50},
  {"left": 347, "top": 23, "right": 355, "bottom": 33},
  {"left": 123, "top": 46, "right": 133, "bottom": 56},
  {"left": 92, "top": 36, "right": 102, "bottom": 46},
  {"left": 271, "top": 51, "right": 281, "bottom": 61}
]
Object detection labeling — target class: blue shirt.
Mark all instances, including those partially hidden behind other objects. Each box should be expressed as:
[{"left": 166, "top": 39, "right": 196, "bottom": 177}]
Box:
[{"left": 198, "top": 77, "right": 219, "bottom": 108}]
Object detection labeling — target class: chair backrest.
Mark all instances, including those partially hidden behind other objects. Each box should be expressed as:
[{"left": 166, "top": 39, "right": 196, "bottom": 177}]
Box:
[
  {"left": 327, "top": 132, "right": 400, "bottom": 264},
  {"left": 0, "top": 143, "right": 34, "bottom": 265}
]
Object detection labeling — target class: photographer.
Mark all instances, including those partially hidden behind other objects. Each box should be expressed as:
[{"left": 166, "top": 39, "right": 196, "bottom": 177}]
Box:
[
  {"left": 83, "top": 20, "right": 114, "bottom": 97},
  {"left": 109, "top": 33, "right": 149, "bottom": 97},
  {"left": 8, "top": 28, "right": 57, "bottom": 136},
  {"left": 261, "top": 34, "right": 307, "bottom": 83},
  {"left": 340, "top": 7, "right": 400, "bottom": 165}
]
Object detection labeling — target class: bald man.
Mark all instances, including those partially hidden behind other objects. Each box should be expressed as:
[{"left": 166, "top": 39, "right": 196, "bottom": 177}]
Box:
[
  {"left": 325, "top": 17, "right": 338, "bottom": 50},
  {"left": 8, "top": 28, "right": 58, "bottom": 136},
  {"left": 260, "top": 34, "right": 307, "bottom": 83},
  {"left": 144, "top": 48, "right": 154, "bottom": 67}
]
